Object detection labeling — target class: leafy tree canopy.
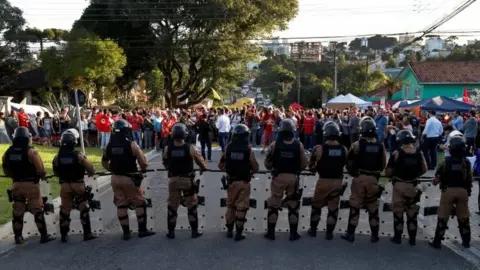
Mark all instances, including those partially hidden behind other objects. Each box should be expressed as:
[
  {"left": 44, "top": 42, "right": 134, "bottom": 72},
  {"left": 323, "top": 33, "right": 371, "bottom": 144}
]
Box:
[{"left": 349, "top": 35, "right": 398, "bottom": 51}]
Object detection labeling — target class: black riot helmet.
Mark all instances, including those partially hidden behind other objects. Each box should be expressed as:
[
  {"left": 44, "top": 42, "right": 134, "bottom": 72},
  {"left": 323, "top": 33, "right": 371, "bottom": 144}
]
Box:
[
  {"left": 113, "top": 119, "right": 132, "bottom": 134},
  {"left": 12, "top": 127, "right": 31, "bottom": 147},
  {"left": 60, "top": 131, "right": 77, "bottom": 148},
  {"left": 170, "top": 123, "right": 188, "bottom": 140},
  {"left": 278, "top": 119, "right": 296, "bottom": 140},
  {"left": 323, "top": 121, "right": 341, "bottom": 141},
  {"left": 359, "top": 116, "right": 377, "bottom": 138},
  {"left": 232, "top": 124, "right": 250, "bottom": 142},
  {"left": 449, "top": 135, "right": 466, "bottom": 156},
  {"left": 396, "top": 130, "right": 416, "bottom": 145}
]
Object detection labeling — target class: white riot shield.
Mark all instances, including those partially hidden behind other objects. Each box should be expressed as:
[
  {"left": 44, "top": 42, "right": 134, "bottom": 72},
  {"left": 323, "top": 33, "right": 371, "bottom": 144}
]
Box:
[
  {"left": 379, "top": 182, "right": 394, "bottom": 237},
  {"left": 23, "top": 179, "right": 57, "bottom": 237},
  {"left": 67, "top": 177, "right": 104, "bottom": 235},
  {"left": 129, "top": 172, "right": 156, "bottom": 232},
  {"left": 175, "top": 172, "right": 206, "bottom": 231},
  {"left": 418, "top": 181, "right": 440, "bottom": 237}
]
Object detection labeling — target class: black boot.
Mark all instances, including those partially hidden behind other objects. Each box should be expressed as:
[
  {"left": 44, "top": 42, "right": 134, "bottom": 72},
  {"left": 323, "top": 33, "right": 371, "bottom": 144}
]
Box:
[
  {"left": 341, "top": 224, "right": 356, "bottom": 242},
  {"left": 138, "top": 220, "right": 156, "bottom": 238},
  {"left": 264, "top": 223, "right": 276, "bottom": 240},
  {"left": 166, "top": 223, "right": 175, "bottom": 239},
  {"left": 459, "top": 219, "right": 471, "bottom": 248},
  {"left": 289, "top": 223, "right": 301, "bottom": 241},
  {"left": 226, "top": 223, "right": 234, "bottom": 239},
  {"left": 325, "top": 224, "right": 335, "bottom": 240},
  {"left": 14, "top": 230, "right": 24, "bottom": 245},
  {"left": 36, "top": 215, "right": 55, "bottom": 244},
  {"left": 390, "top": 230, "right": 402, "bottom": 244},
  {"left": 40, "top": 233, "right": 56, "bottom": 244},
  {"left": 190, "top": 221, "right": 203, "bottom": 238},
  {"left": 82, "top": 222, "right": 97, "bottom": 241},
  {"left": 60, "top": 226, "right": 69, "bottom": 243},
  {"left": 429, "top": 218, "right": 447, "bottom": 249},
  {"left": 307, "top": 221, "right": 318, "bottom": 237},
  {"left": 408, "top": 230, "right": 416, "bottom": 246},
  {"left": 370, "top": 227, "right": 379, "bottom": 243},
  {"left": 429, "top": 237, "right": 442, "bottom": 249},
  {"left": 121, "top": 225, "right": 131, "bottom": 241},
  {"left": 234, "top": 224, "right": 246, "bottom": 241}
]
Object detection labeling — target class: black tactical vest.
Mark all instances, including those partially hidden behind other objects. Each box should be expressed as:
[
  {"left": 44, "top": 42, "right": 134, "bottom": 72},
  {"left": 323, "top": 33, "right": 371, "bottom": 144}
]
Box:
[
  {"left": 393, "top": 148, "right": 423, "bottom": 181},
  {"left": 4, "top": 146, "right": 37, "bottom": 182},
  {"left": 317, "top": 144, "right": 346, "bottom": 179},
  {"left": 272, "top": 140, "right": 301, "bottom": 174},
  {"left": 441, "top": 157, "right": 469, "bottom": 188},
  {"left": 167, "top": 143, "right": 194, "bottom": 177},
  {"left": 55, "top": 150, "right": 86, "bottom": 183},
  {"left": 106, "top": 139, "right": 138, "bottom": 175},
  {"left": 357, "top": 139, "right": 384, "bottom": 172},
  {"left": 225, "top": 143, "right": 251, "bottom": 180}
]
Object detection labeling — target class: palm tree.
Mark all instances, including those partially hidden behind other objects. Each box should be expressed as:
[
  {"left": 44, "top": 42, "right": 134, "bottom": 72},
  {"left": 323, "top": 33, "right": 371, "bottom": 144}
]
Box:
[{"left": 384, "top": 77, "right": 407, "bottom": 100}]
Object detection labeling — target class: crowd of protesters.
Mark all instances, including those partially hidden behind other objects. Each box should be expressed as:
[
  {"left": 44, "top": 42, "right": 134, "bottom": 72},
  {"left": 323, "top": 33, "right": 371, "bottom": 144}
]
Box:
[{"left": 1, "top": 104, "right": 479, "bottom": 172}]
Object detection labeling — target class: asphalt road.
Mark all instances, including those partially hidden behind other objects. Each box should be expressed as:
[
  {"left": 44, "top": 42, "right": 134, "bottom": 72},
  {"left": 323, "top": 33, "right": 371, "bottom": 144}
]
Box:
[{"left": 0, "top": 151, "right": 477, "bottom": 270}]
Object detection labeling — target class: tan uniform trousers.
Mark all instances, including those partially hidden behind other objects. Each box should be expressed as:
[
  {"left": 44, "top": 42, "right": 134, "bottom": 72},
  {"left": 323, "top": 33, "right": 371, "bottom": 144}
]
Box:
[
  {"left": 435, "top": 187, "right": 471, "bottom": 242},
  {"left": 225, "top": 181, "right": 250, "bottom": 227},
  {"left": 348, "top": 175, "right": 380, "bottom": 229},
  {"left": 60, "top": 182, "right": 88, "bottom": 228},
  {"left": 11, "top": 182, "right": 44, "bottom": 232},
  {"left": 311, "top": 179, "right": 343, "bottom": 227},
  {"left": 267, "top": 173, "right": 299, "bottom": 224},
  {"left": 391, "top": 181, "right": 419, "bottom": 234},
  {"left": 167, "top": 177, "right": 199, "bottom": 228},
  {"left": 111, "top": 175, "right": 146, "bottom": 226}
]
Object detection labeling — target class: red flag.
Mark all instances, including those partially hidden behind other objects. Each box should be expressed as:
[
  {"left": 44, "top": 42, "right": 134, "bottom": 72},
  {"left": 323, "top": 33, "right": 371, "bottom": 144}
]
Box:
[{"left": 463, "top": 88, "right": 469, "bottom": 103}]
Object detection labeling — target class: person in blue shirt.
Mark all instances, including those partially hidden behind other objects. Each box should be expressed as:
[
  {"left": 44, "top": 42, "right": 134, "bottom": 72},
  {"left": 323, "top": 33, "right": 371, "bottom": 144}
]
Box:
[
  {"left": 374, "top": 109, "right": 387, "bottom": 145},
  {"left": 152, "top": 112, "right": 163, "bottom": 151},
  {"left": 421, "top": 110, "right": 444, "bottom": 170},
  {"left": 450, "top": 111, "right": 464, "bottom": 130}
]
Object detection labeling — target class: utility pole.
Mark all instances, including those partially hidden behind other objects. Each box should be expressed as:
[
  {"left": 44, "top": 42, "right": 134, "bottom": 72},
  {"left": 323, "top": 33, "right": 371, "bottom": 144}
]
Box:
[
  {"left": 296, "top": 42, "right": 305, "bottom": 104},
  {"left": 333, "top": 46, "right": 338, "bottom": 97},
  {"left": 364, "top": 56, "right": 369, "bottom": 99}
]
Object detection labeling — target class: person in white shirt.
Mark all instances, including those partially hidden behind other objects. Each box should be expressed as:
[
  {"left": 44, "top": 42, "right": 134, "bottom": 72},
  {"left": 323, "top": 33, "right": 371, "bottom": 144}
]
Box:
[
  {"left": 216, "top": 108, "right": 231, "bottom": 151},
  {"left": 421, "top": 111, "right": 444, "bottom": 170},
  {"left": 439, "top": 125, "right": 462, "bottom": 158}
]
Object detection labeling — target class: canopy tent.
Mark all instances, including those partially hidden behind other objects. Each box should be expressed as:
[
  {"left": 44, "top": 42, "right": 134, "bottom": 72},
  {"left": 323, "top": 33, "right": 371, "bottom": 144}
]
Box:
[
  {"left": 391, "top": 100, "right": 419, "bottom": 109},
  {"left": 290, "top": 102, "right": 303, "bottom": 110},
  {"left": 326, "top": 93, "right": 371, "bottom": 109},
  {"left": 398, "top": 96, "right": 475, "bottom": 112}
]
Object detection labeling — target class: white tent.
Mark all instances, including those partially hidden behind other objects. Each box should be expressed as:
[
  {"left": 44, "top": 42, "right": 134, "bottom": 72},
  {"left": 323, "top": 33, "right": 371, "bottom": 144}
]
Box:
[
  {"left": 326, "top": 93, "right": 371, "bottom": 109},
  {"left": 391, "top": 100, "right": 419, "bottom": 109}
]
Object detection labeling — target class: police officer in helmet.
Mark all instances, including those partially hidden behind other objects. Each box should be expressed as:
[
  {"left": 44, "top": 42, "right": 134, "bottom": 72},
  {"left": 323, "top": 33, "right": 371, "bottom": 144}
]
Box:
[
  {"left": 102, "top": 119, "right": 155, "bottom": 240},
  {"left": 2, "top": 127, "right": 55, "bottom": 244},
  {"left": 385, "top": 130, "right": 427, "bottom": 246},
  {"left": 163, "top": 123, "right": 207, "bottom": 239},
  {"left": 53, "top": 131, "right": 96, "bottom": 243},
  {"left": 430, "top": 135, "right": 472, "bottom": 249},
  {"left": 265, "top": 119, "right": 308, "bottom": 241},
  {"left": 218, "top": 124, "right": 259, "bottom": 241},
  {"left": 342, "top": 117, "right": 387, "bottom": 243},
  {"left": 308, "top": 121, "right": 348, "bottom": 240}
]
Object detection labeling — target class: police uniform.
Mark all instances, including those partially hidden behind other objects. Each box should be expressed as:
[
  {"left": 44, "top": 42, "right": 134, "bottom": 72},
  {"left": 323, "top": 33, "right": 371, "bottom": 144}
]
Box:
[
  {"left": 308, "top": 121, "right": 348, "bottom": 240},
  {"left": 102, "top": 120, "right": 154, "bottom": 240},
  {"left": 265, "top": 119, "right": 309, "bottom": 241},
  {"left": 53, "top": 132, "right": 97, "bottom": 243},
  {"left": 218, "top": 124, "right": 259, "bottom": 241},
  {"left": 163, "top": 123, "right": 207, "bottom": 239},
  {"left": 342, "top": 117, "right": 387, "bottom": 243},
  {"left": 1, "top": 127, "right": 55, "bottom": 244},
  {"left": 430, "top": 136, "right": 472, "bottom": 249},
  {"left": 385, "top": 130, "right": 427, "bottom": 246}
]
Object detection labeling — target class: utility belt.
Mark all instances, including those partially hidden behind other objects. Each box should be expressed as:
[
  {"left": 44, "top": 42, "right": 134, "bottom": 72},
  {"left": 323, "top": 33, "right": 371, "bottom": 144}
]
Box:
[
  {"left": 59, "top": 178, "right": 85, "bottom": 184},
  {"left": 220, "top": 175, "right": 250, "bottom": 190},
  {"left": 168, "top": 172, "right": 195, "bottom": 179},
  {"left": 12, "top": 177, "right": 40, "bottom": 184},
  {"left": 392, "top": 177, "right": 418, "bottom": 186},
  {"left": 358, "top": 170, "right": 381, "bottom": 180},
  {"left": 271, "top": 169, "right": 299, "bottom": 177},
  {"left": 115, "top": 172, "right": 144, "bottom": 187}
]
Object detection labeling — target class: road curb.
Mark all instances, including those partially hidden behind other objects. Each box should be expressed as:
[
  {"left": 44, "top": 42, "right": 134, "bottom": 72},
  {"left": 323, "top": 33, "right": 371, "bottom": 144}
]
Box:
[{"left": 0, "top": 149, "right": 159, "bottom": 241}]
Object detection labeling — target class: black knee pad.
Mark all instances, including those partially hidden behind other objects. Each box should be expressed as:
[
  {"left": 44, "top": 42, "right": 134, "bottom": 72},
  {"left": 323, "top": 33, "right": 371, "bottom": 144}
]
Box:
[
  {"left": 167, "top": 206, "right": 178, "bottom": 218},
  {"left": 187, "top": 204, "right": 198, "bottom": 216},
  {"left": 118, "top": 214, "right": 128, "bottom": 221},
  {"left": 393, "top": 214, "right": 404, "bottom": 224},
  {"left": 34, "top": 211, "right": 45, "bottom": 223},
  {"left": 267, "top": 207, "right": 279, "bottom": 218},
  {"left": 12, "top": 214, "right": 23, "bottom": 225},
  {"left": 311, "top": 206, "right": 322, "bottom": 217},
  {"left": 327, "top": 208, "right": 339, "bottom": 220},
  {"left": 368, "top": 209, "right": 379, "bottom": 222},
  {"left": 60, "top": 211, "right": 71, "bottom": 222}
]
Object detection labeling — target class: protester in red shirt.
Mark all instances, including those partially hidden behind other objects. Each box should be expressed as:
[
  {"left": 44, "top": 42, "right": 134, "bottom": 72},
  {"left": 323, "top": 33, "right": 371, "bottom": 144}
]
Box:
[
  {"left": 17, "top": 108, "right": 29, "bottom": 128},
  {"left": 128, "top": 110, "right": 144, "bottom": 148},
  {"left": 96, "top": 109, "right": 112, "bottom": 149},
  {"left": 303, "top": 111, "right": 315, "bottom": 150},
  {"left": 261, "top": 107, "right": 275, "bottom": 153}
]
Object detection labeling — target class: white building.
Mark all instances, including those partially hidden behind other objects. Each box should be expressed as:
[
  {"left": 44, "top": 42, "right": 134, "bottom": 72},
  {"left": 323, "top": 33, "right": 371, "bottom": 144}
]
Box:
[
  {"left": 263, "top": 38, "right": 290, "bottom": 56},
  {"left": 425, "top": 36, "right": 446, "bottom": 52}
]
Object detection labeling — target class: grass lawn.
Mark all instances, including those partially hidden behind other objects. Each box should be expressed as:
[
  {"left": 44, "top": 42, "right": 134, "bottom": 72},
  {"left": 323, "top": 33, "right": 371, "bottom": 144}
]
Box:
[{"left": 0, "top": 145, "right": 106, "bottom": 226}]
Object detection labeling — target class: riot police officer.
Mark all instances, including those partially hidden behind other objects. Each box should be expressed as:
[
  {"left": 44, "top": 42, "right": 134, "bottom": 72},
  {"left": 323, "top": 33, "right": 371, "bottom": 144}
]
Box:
[
  {"left": 307, "top": 121, "right": 348, "bottom": 240},
  {"left": 53, "top": 131, "right": 97, "bottom": 243},
  {"left": 2, "top": 127, "right": 55, "bottom": 244},
  {"left": 218, "top": 124, "right": 259, "bottom": 241},
  {"left": 385, "top": 130, "right": 427, "bottom": 246},
  {"left": 265, "top": 119, "right": 308, "bottom": 241},
  {"left": 430, "top": 135, "right": 472, "bottom": 249},
  {"left": 163, "top": 123, "right": 207, "bottom": 239},
  {"left": 102, "top": 119, "right": 155, "bottom": 240},
  {"left": 342, "top": 117, "right": 387, "bottom": 243}
]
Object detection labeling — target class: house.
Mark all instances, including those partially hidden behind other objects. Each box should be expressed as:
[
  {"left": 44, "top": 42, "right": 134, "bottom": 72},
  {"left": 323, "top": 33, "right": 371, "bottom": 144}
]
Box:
[{"left": 398, "top": 62, "right": 480, "bottom": 100}]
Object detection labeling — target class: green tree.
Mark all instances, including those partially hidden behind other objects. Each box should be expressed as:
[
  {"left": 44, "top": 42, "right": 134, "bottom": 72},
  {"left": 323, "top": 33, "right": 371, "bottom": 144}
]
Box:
[
  {"left": 39, "top": 47, "right": 65, "bottom": 88},
  {"left": 144, "top": 69, "right": 164, "bottom": 105},
  {"left": 20, "top": 28, "right": 69, "bottom": 52},
  {"left": 386, "top": 57, "right": 397, "bottom": 68},
  {"left": 384, "top": 77, "right": 406, "bottom": 100},
  {"left": 75, "top": 0, "right": 298, "bottom": 108},
  {"left": 0, "top": 0, "right": 31, "bottom": 95}
]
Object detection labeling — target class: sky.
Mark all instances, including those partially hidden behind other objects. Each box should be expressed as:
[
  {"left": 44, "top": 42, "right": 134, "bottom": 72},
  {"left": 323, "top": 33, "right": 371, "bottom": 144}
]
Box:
[{"left": 9, "top": 0, "right": 480, "bottom": 45}]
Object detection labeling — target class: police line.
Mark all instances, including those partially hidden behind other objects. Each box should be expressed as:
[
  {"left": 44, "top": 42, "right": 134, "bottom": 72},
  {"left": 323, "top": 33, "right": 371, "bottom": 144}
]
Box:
[{"left": 2, "top": 168, "right": 469, "bottom": 242}]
